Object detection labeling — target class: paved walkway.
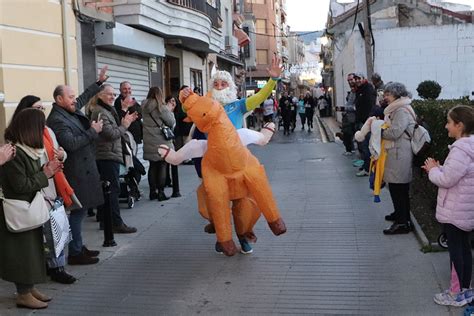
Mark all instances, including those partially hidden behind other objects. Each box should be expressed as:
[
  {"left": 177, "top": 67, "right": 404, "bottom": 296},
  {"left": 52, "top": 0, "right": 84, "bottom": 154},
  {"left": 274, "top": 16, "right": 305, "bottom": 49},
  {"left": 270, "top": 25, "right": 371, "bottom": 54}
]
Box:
[{"left": 0, "top": 122, "right": 456, "bottom": 315}]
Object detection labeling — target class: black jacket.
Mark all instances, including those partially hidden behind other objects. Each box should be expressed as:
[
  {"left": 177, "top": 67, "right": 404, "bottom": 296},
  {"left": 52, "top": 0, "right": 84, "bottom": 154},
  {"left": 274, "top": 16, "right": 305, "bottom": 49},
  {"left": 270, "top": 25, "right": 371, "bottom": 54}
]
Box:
[
  {"left": 114, "top": 96, "right": 143, "bottom": 144},
  {"left": 47, "top": 82, "right": 104, "bottom": 209},
  {"left": 355, "top": 82, "right": 376, "bottom": 124}
]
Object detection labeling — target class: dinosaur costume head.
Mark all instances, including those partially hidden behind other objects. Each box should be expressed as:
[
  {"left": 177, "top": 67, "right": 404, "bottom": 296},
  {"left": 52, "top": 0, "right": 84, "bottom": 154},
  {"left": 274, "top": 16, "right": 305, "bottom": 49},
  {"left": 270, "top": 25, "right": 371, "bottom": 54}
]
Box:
[{"left": 180, "top": 91, "right": 223, "bottom": 133}]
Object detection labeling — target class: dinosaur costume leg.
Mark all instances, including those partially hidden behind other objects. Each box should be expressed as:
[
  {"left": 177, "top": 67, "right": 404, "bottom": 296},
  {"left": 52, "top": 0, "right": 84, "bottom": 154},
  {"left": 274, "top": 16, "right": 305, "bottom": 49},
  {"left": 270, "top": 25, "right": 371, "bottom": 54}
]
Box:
[
  {"left": 232, "top": 197, "right": 260, "bottom": 243},
  {"left": 202, "top": 171, "right": 238, "bottom": 256},
  {"left": 196, "top": 183, "right": 217, "bottom": 233},
  {"left": 243, "top": 162, "right": 287, "bottom": 236}
]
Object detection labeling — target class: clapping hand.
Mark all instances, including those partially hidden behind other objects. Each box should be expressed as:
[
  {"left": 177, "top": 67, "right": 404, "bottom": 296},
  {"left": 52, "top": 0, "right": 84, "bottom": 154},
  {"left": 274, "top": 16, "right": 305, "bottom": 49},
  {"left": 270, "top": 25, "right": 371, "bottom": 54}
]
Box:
[
  {"left": 121, "top": 96, "right": 134, "bottom": 109},
  {"left": 421, "top": 157, "right": 440, "bottom": 173},
  {"left": 122, "top": 111, "right": 139, "bottom": 129},
  {"left": 0, "top": 144, "right": 15, "bottom": 165},
  {"left": 267, "top": 55, "right": 283, "bottom": 79},
  {"left": 53, "top": 146, "right": 65, "bottom": 161},
  {"left": 43, "top": 159, "right": 63, "bottom": 178},
  {"left": 91, "top": 119, "right": 103, "bottom": 133}
]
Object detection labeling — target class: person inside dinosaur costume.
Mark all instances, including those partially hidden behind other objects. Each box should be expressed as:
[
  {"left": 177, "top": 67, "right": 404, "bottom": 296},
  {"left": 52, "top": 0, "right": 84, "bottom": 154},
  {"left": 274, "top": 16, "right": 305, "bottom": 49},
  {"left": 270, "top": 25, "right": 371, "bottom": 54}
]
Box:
[
  {"left": 160, "top": 56, "right": 282, "bottom": 255},
  {"left": 177, "top": 86, "right": 287, "bottom": 256}
]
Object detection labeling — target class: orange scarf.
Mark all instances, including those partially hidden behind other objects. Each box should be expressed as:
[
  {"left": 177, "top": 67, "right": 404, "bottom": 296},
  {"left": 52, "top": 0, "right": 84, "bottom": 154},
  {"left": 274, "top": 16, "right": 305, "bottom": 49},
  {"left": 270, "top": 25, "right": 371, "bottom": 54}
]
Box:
[{"left": 43, "top": 128, "right": 75, "bottom": 207}]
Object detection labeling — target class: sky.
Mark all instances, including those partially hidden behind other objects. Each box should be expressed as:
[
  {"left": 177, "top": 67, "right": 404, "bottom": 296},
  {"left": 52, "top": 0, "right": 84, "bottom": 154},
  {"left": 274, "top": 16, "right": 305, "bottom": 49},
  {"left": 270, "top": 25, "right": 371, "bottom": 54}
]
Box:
[
  {"left": 286, "top": 0, "right": 331, "bottom": 32},
  {"left": 286, "top": 0, "right": 474, "bottom": 32}
]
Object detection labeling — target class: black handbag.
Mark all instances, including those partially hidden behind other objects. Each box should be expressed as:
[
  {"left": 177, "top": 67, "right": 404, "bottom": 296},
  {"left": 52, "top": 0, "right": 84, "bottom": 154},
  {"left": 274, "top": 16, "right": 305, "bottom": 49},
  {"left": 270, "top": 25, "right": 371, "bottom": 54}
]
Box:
[{"left": 149, "top": 113, "right": 175, "bottom": 140}]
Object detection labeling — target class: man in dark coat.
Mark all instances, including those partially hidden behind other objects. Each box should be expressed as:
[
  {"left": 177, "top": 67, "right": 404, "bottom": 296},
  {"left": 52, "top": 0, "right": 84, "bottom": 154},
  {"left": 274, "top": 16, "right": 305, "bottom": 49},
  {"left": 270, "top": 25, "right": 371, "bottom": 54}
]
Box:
[
  {"left": 279, "top": 91, "right": 292, "bottom": 135},
  {"left": 47, "top": 66, "right": 108, "bottom": 265},
  {"left": 114, "top": 81, "right": 143, "bottom": 144},
  {"left": 353, "top": 72, "right": 377, "bottom": 177}
]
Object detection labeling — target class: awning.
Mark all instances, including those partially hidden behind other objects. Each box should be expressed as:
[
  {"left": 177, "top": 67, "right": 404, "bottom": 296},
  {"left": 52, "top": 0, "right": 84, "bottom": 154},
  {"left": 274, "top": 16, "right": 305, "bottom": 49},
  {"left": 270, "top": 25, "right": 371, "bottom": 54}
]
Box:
[{"left": 234, "top": 28, "right": 250, "bottom": 47}]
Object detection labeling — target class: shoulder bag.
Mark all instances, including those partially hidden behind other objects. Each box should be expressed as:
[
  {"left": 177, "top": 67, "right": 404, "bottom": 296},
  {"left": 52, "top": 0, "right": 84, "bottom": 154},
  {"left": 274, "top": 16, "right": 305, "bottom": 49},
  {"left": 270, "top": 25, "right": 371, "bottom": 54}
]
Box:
[
  {"left": 149, "top": 113, "right": 175, "bottom": 141},
  {"left": 2, "top": 190, "right": 50, "bottom": 233}
]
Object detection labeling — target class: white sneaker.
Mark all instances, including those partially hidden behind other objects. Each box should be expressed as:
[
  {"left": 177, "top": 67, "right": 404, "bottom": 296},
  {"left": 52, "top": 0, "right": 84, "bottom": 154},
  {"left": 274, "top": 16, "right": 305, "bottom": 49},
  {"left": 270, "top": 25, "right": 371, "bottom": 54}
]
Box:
[
  {"left": 433, "top": 290, "right": 467, "bottom": 307},
  {"left": 355, "top": 170, "right": 369, "bottom": 177},
  {"left": 342, "top": 151, "right": 353, "bottom": 156}
]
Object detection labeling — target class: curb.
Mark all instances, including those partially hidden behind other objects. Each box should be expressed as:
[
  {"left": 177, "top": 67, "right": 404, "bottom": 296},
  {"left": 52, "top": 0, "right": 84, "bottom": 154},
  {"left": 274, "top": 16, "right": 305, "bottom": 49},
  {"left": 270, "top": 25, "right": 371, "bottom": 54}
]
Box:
[
  {"left": 410, "top": 212, "right": 445, "bottom": 251},
  {"left": 316, "top": 116, "right": 335, "bottom": 142}
]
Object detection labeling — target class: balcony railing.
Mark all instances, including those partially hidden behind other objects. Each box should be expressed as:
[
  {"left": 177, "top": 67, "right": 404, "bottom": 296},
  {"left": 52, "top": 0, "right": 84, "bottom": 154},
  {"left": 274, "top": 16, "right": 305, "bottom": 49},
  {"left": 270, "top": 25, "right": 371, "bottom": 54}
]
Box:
[{"left": 167, "top": 0, "right": 222, "bottom": 28}]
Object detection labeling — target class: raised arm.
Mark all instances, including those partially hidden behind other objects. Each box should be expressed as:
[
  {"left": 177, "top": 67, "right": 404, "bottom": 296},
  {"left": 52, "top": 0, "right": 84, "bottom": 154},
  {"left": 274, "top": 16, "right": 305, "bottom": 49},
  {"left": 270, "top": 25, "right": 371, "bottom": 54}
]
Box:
[
  {"left": 246, "top": 55, "right": 282, "bottom": 111},
  {"left": 75, "top": 66, "right": 109, "bottom": 110}
]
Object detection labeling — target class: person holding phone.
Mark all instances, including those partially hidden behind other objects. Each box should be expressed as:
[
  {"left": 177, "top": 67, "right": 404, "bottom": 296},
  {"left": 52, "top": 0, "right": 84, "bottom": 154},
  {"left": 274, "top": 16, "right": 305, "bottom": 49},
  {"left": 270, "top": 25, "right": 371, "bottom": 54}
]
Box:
[
  {"left": 47, "top": 66, "right": 107, "bottom": 265},
  {"left": 114, "top": 81, "right": 143, "bottom": 144}
]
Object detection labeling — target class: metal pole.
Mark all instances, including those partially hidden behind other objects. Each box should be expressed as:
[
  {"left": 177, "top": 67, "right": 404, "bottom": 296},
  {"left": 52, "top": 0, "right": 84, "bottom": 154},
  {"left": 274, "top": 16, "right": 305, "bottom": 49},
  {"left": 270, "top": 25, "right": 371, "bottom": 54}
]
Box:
[
  {"left": 362, "top": 0, "right": 373, "bottom": 78},
  {"left": 102, "top": 181, "right": 117, "bottom": 247}
]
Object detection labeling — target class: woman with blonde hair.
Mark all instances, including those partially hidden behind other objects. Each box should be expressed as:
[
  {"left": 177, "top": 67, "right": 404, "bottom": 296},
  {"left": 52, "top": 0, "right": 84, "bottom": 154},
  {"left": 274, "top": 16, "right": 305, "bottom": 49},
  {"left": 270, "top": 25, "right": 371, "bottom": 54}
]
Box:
[
  {"left": 88, "top": 84, "right": 138, "bottom": 234},
  {"left": 142, "top": 87, "right": 176, "bottom": 201}
]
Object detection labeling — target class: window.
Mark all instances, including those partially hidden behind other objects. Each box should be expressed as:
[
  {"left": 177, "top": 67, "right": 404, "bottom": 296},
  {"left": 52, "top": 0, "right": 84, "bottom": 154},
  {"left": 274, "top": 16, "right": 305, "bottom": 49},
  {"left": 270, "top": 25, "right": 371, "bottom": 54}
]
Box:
[
  {"left": 249, "top": 0, "right": 264, "bottom": 3},
  {"left": 256, "top": 50, "right": 268, "bottom": 65},
  {"left": 255, "top": 19, "right": 266, "bottom": 34},
  {"left": 190, "top": 69, "right": 203, "bottom": 93}
]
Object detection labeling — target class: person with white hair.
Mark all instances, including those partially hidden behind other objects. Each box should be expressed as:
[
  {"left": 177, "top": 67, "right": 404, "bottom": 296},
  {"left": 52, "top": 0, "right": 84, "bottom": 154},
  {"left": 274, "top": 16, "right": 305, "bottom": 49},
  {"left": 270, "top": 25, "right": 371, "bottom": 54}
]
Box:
[
  {"left": 209, "top": 55, "right": 282, "bottom": 129},
  {"left": 159, "top": 56, "right": 282, "bottom": 255},
  {"left": 165, "top": 55, "right": 283, "bottom": 173}
]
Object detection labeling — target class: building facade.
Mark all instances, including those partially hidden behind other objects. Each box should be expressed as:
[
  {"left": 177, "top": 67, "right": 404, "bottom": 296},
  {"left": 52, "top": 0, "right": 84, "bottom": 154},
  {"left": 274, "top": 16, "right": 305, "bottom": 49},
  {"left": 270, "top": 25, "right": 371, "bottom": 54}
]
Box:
[
  {"left": 0, "top": 0, "right": 79, "bottom": 133},
  {"left": 325, "top": 0, "right": 474, "bottom": 111},
  {"left": 242, "top": 0, "right": 278, "bottom": 93}
]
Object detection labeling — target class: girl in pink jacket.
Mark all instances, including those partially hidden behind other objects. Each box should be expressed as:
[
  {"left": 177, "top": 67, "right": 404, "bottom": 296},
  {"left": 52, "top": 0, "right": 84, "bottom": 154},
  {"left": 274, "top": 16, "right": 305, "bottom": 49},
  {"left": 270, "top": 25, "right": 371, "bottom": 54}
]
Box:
[{"left": 423, "top": 105, "right": 474, "bottom": 307}]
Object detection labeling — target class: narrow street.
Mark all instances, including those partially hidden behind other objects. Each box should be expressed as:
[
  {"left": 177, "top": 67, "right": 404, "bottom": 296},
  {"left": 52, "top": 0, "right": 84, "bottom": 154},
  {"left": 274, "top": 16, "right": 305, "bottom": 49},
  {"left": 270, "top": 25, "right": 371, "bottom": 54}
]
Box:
[{"left": 0, "top": 123, "right": 455, "bottom": 315}]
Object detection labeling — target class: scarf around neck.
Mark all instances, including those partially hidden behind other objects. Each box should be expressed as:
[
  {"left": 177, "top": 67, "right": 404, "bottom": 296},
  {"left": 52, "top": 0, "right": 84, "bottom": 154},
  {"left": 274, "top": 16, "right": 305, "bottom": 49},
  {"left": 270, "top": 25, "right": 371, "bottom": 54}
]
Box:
[
  {"left": 16, "top": 143, "right": 44, "bottom": 160},
  {"left": 98, "top": 98, "right": 121, "bottom": 126},
  {"left": 383, "top": 96, "right": 412, "bottom": 119},
  {"left": 43, "top": 128, "right": 75, "bottom": 207}
]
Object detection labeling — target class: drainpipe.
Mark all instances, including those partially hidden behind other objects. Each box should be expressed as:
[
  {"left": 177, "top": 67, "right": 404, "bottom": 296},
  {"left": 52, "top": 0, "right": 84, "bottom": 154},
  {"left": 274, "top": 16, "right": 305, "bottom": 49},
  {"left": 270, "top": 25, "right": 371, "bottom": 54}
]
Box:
[{"left": 62, "top": 0, "right": 72, "bottom": 85}]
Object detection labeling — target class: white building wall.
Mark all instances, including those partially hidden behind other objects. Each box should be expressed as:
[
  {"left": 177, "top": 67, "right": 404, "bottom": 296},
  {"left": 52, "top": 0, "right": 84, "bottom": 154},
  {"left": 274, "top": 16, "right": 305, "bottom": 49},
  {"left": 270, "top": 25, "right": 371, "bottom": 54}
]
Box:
[
  {"left": 333, "top": 32, "right": 366, "bottom": 107},
  {"left": 182, "top": 51, "right": 208, "bottom": 92},
  {"left": 374, "top": 24, "right": 474, "bottom": 99},
  {"left": 333, "top": 24, "right": 474, "bottom": 106}
]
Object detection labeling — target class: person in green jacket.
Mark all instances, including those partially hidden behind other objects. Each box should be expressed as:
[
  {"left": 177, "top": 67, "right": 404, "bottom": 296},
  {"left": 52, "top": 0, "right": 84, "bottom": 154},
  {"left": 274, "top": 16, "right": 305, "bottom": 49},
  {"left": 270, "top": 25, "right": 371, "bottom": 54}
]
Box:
[{"left": 0, "top": 109, "right": 62, "bottom": 309}]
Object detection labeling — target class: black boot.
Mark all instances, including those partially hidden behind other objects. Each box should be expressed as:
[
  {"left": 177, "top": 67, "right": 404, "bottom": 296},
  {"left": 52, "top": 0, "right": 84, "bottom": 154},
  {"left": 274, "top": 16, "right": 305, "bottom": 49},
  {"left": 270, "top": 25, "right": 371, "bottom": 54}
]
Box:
[
  {"left": 49, "top": 267, "right": 77, "bottom": 284},
  {"left": 157, "top": 190, "right": 169, "bottom": 201},
  {"left": 149, "top": 190, "right": 159, "bottom": 200}
]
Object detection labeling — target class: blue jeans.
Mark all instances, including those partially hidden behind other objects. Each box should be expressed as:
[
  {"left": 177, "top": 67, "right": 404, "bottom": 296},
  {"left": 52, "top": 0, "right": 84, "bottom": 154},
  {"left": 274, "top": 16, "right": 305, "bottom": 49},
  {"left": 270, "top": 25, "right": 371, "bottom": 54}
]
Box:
[
  {"left": 68, "top": 208, "right": 86, "bottom": 256},
  {"left": 47, "top": 251, "right": 66, "bottom": 268}
]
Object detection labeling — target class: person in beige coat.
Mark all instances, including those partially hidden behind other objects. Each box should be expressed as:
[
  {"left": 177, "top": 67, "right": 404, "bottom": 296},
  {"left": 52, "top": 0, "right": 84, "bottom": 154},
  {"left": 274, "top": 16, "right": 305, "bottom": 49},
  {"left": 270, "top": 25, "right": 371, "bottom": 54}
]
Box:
[
  {"left": 372, "top": 82, "right": 416, "bottom": 235},
  {"left": 142, "top": 87, "right": 176, "bottom": 201}
]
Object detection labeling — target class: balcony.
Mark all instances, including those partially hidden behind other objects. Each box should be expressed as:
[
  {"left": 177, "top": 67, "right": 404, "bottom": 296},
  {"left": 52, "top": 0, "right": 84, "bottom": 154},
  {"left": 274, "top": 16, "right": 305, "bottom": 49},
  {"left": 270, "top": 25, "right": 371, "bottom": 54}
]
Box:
[
  {"left": 167, "top": 0, "right": 221, "bottom": 29},
  {"left": 224, "top": 35, "right": 239, "bottom": 57},
  {"left": 112, "top": 0, "right": 223, "bottom": 53}
]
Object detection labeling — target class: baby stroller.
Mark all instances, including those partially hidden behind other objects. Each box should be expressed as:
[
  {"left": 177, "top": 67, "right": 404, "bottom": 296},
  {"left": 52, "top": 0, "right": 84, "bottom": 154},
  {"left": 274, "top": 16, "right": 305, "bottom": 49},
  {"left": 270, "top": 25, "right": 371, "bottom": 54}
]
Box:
[{"left": 119, "top": 132, "right": 146, "bottom": 208}]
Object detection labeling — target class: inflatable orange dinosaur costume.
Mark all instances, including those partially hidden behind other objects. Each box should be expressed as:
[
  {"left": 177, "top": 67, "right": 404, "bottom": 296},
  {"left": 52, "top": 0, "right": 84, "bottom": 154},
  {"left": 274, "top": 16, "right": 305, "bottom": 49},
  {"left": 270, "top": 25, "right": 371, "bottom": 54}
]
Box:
[{"left": 179, "top": 90, "right": 286, "bottom": 256}]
